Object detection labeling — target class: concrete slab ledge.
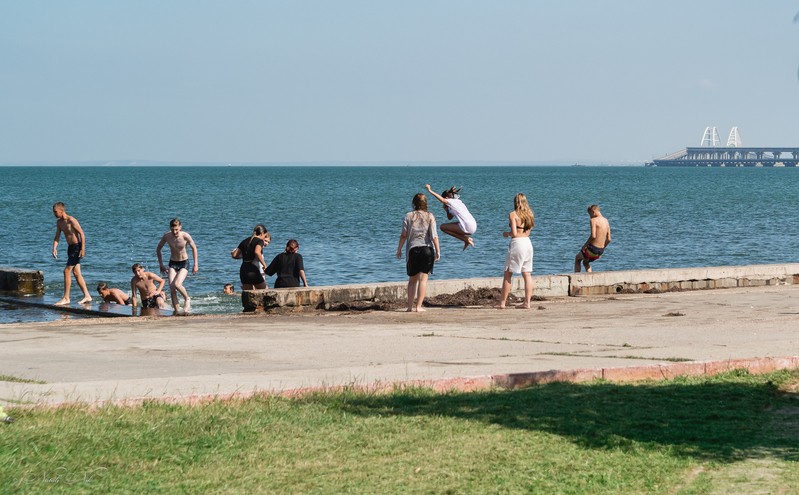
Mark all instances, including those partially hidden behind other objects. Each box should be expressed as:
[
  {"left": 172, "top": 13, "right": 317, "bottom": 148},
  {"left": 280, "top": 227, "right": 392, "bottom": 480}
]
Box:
[
  {"left": 0, "top": 267, "right": 44, "bottom": 295},
  {"left": 28, "top": 356, "right": 799, "bottom": 409},
  {"left": 243, "top": 263, "right": 799, "bottom": 311},
  {"left": 0, "top": 295, "right": 174, "bottom": 318}
]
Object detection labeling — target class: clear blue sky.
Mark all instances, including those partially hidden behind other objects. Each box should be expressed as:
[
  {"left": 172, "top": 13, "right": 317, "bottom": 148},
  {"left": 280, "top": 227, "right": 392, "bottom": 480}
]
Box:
[{"left": 1, "top": 1, "right": 797, "bottom": 164}]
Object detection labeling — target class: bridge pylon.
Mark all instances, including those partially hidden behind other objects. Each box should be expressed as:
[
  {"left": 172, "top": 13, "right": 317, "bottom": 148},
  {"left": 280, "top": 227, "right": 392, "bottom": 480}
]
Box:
[
  {"left": 726, "top": 127, "right": 742, "bottom": 147},
  {"left": 700, "top": 126, "right": 721, "bottom": 147}
]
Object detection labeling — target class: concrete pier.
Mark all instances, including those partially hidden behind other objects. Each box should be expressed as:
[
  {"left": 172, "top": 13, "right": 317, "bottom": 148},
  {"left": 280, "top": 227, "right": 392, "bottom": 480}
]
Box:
[
  {"left": 243, "top": 263, "right": 799, "bottom": 311},
  {"left": 0, "top": 267, "right": 44, "bottom": 295}
]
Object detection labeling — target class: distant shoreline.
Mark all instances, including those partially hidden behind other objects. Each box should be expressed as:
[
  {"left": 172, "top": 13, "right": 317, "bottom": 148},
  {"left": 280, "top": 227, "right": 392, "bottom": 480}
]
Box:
[{"left": 0, "top": 161, "right": 646, "bottom": 167}]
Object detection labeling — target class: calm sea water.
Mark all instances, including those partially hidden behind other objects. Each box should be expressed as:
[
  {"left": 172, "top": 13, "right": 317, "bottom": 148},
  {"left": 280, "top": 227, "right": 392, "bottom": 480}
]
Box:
[{"left": 2, "top": 165, "right": 798, "bottom": 319}]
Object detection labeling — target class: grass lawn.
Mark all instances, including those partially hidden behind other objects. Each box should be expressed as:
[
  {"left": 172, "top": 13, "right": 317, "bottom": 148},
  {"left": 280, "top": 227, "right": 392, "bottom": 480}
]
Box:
[{"left": 1, "top": 369, "right": 798, "bottom": 494}]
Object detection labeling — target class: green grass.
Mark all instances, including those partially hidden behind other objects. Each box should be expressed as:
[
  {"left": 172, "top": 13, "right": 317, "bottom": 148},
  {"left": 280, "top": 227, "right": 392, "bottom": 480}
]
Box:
[{"left": 1, "top": 369, "right": 798, "bottom": 494}]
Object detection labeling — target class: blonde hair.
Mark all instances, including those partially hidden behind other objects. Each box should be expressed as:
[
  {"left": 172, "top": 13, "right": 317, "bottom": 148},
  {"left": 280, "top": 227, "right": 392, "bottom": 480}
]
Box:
[{"left": 514, "top": 193, "right": 535, "bottom": 230}]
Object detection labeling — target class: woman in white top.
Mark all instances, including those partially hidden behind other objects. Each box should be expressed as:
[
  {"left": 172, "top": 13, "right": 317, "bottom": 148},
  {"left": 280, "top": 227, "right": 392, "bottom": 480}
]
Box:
[
  {"left": 396, "top": 193, "right": 441, "bottom": 312},
  {"left": 425, "top": 184, "right": 477, "bottom": 250},
  {"left": 497, "top": 193, "right": 535, "bottom": 309}
]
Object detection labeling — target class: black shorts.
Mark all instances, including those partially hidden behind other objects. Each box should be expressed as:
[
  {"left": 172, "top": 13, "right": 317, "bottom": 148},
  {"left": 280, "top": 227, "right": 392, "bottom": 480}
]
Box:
[
  {"left": 169, "top": 259, "right": 189, "bottom": 272},
  {"left": 66, "top": 243, "right": 82, "bottom": 266},
  {"left": 240, "top": 263, "right": 265, "bottom": 285},
  {"left": 406, "top": 246, "right": 435, "bottom": 277}
]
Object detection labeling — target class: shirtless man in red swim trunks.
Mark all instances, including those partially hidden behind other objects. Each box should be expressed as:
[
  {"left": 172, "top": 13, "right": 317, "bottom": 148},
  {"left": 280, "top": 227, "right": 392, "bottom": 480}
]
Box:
[{"left": 574, "top": 204, "right": 612, "bottom": 273}]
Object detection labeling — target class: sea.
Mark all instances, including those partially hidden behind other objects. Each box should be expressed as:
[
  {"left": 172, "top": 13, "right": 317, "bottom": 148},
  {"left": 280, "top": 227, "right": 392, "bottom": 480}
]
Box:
[{"left": 2, "top": 165, "right": 798, "bottom": 322}]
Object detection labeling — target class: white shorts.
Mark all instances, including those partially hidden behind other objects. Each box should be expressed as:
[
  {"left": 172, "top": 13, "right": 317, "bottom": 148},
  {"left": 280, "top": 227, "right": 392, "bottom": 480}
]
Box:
[{"left": 504, "top": 237, "right": 533, "bottom": 274}]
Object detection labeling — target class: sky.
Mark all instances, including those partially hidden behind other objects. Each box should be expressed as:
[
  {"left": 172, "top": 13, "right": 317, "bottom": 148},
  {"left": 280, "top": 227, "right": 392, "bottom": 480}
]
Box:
[{"left": 1, "top": 1, "right": 798, "bottom": 164}]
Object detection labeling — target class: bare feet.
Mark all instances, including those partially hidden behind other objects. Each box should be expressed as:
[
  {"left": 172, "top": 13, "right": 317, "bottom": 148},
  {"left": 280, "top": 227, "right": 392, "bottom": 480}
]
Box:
[
  {"left": 516, "top": 304, "right": 531, "bottom": 310},
  {"left": 78, "top": 296, "right": 93, "bottom": 304},
  {"left": 183, "top": 299, "right": 191, "bottom": 314},
  {"left": 54, "top": 298, "right": 70, "bottom": 306},
  {"left": 463, "top": 237, "right": 475, "bottom": 251},
  {"left": 494, "top": 303, "right": 506, "bottom": 310},
  {"left": 415, "top": 306, "right": 426, "bottom": 312}
]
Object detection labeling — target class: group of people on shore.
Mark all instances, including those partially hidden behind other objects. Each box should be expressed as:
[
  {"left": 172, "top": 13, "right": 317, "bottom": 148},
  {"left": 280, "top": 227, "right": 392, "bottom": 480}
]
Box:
[
  {"left": 397, "top": 184, "right": 612, "bottom": 312},
  {"left": 51, "top": 203, "right": 307, "bottom": 314},
  {"left": 52, "top": 186, "right": 611, "bottom": 315}
]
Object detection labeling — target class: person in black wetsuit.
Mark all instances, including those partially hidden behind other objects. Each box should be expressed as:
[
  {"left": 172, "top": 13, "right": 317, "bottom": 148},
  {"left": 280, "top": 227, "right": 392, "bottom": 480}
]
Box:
[
  {"left": 265, "top": 239, "right": 309, "bottom": 288},
  {"left": 230, "top": 224, "right": 270, "bottom": 290}
]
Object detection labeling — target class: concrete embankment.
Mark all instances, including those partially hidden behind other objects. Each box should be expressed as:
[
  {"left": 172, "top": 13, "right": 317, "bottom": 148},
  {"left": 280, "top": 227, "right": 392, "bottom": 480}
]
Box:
[
  {"left": 243, "top": 263, "right": 799, "bottom": 311},
  {"left": 1, "top": 284, "right": 798, "bottom": 407}
]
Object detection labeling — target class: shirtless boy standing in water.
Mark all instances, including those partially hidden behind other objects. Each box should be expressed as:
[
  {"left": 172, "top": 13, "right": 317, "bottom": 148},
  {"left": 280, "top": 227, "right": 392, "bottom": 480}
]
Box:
[
  {"left": 574, "top": 204, "right": 612, "bottom": 273},
  {"left": 156, "top": 218, "right": 198, "bottom": 313},
  {"left": 51, "top": 202, "right": 93, "bottom": 305},
  {"left": 129, "top": 263, "right": 166, "bottom": 309}
]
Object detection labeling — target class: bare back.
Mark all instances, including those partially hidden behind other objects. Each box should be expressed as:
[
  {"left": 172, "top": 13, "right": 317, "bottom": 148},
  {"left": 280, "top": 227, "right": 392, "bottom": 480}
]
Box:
[{"left": 588, "top": 215, "right": 611, "bottom": 249}]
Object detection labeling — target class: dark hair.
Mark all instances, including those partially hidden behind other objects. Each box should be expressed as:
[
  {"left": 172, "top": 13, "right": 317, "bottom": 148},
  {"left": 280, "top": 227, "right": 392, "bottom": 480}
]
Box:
[
  {"left": 441, "top": 186, "right": 461, "bottom": 199},
  {"left": 96, "top": 282, "right": 108, "bottom": 292},
  {"left": 412, "top": 193, "right": 428, "bottom": 211},
  {"left": 253, "top": 224, "right": 268, "bottom": 236},
  {"left": 170, "top": 218, "right": 181, "bottom": 228},
  {"left": 285, "top": 239, "right": 299, "bottom": 253},
  {"left": 131, "top": 263, "right": 143, "bottom": 273},
  {"left": 53, "top": 202, "right": 66, "bottom": 210}
]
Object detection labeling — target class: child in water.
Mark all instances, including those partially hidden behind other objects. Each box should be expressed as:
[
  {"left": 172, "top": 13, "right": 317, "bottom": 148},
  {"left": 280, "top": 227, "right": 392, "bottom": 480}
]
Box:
[{"left": 425, "top": 184, "right": 477, "bottom": 250}]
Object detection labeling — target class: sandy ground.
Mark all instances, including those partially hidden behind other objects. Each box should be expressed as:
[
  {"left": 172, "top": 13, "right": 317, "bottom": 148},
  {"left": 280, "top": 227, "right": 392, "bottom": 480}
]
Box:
[{"left": 1, "top": 285, "right": 798, "bottom": 406}]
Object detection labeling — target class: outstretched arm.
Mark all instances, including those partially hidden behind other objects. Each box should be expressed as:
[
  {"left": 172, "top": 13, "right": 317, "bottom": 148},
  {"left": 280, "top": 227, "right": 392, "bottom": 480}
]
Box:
[{"left": 424, "top": 184, "right": 448, "bottom": 205}]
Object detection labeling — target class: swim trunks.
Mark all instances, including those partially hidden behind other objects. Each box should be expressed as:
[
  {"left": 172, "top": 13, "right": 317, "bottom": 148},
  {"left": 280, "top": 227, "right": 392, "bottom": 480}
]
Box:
[
  {"left": 580, "top": 243, "right": 605, "bottom": 262},
  {"left": 66, "top": 243, "right": 82, "bottom": 266},
  {"left": 504, "top": 237, "right": 533, "bottom": 274},
  {"left": 406, "top": 246, "right": 435, "bottom": 277},
  {"left": 168, "top": 259, "right": 189, "bottom": 272},
  {"left": 142, "top": 293, "right": 164, "bottom": 308}
]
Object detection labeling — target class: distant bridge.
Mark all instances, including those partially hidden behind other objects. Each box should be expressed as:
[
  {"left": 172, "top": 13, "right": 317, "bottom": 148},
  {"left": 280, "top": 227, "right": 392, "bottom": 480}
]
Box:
[
  {"left": 648, "top": 147, "right": 799, "bottom": 167},
  {"left": 647, "top": 126, "right": 799, "bottom": 167}
]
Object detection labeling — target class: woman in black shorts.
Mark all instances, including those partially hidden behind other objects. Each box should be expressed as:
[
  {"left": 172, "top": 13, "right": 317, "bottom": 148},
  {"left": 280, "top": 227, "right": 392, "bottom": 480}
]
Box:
[
  {"left": 231, "top": 224, "right": 270, "bottom": 290},
  {"left": 396, "top": 193, "right": 441, "bottom": 312}
]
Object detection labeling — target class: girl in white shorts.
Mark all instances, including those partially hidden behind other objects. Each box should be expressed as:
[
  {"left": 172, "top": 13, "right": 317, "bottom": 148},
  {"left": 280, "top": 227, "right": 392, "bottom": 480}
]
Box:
[
  {"left": 497, "top": 193, "right": 535, "bottom": 309},
  {"left": 425, "top": 184, "right": 477, "bottom": 250}
]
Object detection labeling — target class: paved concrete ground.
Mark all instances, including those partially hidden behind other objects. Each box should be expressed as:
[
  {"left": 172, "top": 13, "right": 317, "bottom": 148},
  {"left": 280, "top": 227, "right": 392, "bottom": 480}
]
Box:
[{"left": 1, "top": 284, "right": 798, "bottom": 407}]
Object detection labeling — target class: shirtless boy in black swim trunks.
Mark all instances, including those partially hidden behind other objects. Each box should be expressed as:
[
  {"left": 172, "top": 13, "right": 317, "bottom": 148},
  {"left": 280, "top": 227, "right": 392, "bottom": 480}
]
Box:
[
  {"left": 96, "top": 282, "right": 131, "bottom": 305},
  {"left": 130, "top": 264, "right": 167, "bottom": 309},
  {"left": 156, "top": 218, "right": 198, "bottom": 313},
  {"left": 52, "top": 202, "right": 93, "bottom": 306},
  {"left": 574, "top": 204, "right": 612, "bottom": 273}
]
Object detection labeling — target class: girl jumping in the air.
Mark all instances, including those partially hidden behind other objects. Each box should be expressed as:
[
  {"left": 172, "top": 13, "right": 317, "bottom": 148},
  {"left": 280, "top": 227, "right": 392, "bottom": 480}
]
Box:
[{"left": 425, "top": 184, "right": 477, "bottom": 250}]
